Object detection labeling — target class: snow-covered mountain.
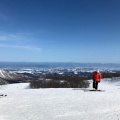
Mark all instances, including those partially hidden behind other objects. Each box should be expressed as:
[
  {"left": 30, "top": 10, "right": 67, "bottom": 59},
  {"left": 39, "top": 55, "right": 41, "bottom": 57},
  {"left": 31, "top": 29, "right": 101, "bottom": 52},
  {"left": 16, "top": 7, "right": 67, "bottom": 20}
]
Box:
[
  {"left": 0, "top": 69, "right": 30, "bottom": 84},
  {"left": 0, "top": 69, "right": 21, "bottom": 80}
]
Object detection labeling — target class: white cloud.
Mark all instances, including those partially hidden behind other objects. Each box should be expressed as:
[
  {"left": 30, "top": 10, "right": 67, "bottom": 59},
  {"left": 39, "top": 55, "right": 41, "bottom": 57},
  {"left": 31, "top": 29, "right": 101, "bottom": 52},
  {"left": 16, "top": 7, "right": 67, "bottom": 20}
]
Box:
[
  {"left": 0, "top": 33, "right": 25, "bottom": 41},
  {"left": 0, "top": 32, "right": 42, "bottom": 52},
  {"left": 0, "top": 44, "right": 42, "bottom": 52},
  {"left": 0, "top": 36, "right": 7, "bottom": 41}
]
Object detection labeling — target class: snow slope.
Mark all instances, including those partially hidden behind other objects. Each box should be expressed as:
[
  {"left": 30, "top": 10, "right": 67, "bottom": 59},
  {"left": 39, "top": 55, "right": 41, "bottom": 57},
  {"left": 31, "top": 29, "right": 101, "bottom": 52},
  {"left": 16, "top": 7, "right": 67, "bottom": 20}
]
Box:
[{"left": 0, "top": 79, "right": 120, "bottom": 120}]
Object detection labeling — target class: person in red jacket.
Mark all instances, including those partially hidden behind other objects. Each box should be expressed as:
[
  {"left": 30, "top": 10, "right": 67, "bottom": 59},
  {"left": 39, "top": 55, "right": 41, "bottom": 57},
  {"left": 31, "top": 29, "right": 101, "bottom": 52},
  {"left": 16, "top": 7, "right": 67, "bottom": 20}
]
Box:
[{"left": 92, "top": 70, "right": 102, "bottom": 90}]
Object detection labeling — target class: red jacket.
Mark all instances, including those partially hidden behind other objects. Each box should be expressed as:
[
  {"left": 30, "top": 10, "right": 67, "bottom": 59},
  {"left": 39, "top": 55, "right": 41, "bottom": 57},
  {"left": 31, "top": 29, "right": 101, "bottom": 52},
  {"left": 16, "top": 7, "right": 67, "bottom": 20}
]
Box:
[{"left": 92, "top": 71, "right": 102, "bottom": 82}]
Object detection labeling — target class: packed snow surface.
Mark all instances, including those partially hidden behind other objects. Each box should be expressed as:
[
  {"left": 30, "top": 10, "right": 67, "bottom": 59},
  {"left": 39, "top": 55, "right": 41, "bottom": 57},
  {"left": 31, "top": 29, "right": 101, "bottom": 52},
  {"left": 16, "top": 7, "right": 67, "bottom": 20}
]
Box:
[{"left": 0, "top": 79, "right": 120, "bottom": 120}]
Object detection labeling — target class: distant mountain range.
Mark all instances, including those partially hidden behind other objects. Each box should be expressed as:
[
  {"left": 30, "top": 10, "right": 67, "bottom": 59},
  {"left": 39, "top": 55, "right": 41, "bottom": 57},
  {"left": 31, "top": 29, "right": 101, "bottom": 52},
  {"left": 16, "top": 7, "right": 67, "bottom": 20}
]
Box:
[{"left": 0, "top": 62, "right": 120, "bottom": 69}]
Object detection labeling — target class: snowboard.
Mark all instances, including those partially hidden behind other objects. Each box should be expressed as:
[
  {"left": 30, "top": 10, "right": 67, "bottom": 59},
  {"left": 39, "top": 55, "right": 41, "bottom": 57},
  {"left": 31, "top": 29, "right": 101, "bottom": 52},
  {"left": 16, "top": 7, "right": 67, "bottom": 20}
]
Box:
[
  {"left": 89, "top": 89, "right": 105, "bottom": 92},
  {"left": 84, "top": 89, "right": 105, "bottom": 92}
]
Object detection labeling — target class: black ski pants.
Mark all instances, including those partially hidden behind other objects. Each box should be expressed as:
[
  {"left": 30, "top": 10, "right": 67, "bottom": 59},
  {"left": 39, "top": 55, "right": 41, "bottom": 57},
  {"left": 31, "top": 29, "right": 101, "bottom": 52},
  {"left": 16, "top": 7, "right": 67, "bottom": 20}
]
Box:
[{"left": 93, "top": 80, "right": 99, "bottom": 90}]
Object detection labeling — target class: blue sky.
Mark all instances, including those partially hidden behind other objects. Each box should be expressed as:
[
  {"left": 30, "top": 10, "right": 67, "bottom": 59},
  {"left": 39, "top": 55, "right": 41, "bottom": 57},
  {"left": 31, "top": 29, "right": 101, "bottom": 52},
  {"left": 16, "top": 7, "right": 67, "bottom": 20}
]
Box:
[{"left": 0, "top": 0, "right": 120, "bottom": 63}]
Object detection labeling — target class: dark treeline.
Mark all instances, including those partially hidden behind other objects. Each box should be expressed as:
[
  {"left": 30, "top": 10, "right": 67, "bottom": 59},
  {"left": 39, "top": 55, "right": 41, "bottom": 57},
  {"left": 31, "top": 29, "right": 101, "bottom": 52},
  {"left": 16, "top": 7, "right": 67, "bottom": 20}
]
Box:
[
  {"left": 102, "top": 72, "right": 120, "bottom": 78},
  {"left": 29, "top": 72, "right": 120, "bottom": 89},
  {"left": 29, "top": 74, "right": 90, "bottom": 88}
]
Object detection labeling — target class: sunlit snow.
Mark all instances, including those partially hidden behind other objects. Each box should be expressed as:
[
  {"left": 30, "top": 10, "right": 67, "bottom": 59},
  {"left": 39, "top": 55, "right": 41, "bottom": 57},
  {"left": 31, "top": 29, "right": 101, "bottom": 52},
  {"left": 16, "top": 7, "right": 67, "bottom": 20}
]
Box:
[{"left": 0, "top": 79, "right": 120, "bottom": 120}]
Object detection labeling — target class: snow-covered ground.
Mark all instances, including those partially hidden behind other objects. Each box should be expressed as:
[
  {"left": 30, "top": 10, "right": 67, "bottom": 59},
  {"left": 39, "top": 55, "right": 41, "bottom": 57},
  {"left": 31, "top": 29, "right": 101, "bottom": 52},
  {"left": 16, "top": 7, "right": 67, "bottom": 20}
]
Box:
[{"left": 0, "top": 79, "right": 120, "bottom": 120}]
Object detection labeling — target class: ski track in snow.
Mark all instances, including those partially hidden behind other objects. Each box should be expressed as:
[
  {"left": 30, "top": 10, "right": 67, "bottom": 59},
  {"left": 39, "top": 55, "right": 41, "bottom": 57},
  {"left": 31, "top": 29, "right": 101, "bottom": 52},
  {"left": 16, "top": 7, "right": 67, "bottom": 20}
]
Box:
[{"left": 0, "top": 80, "right": 120, "bottom": 120}]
